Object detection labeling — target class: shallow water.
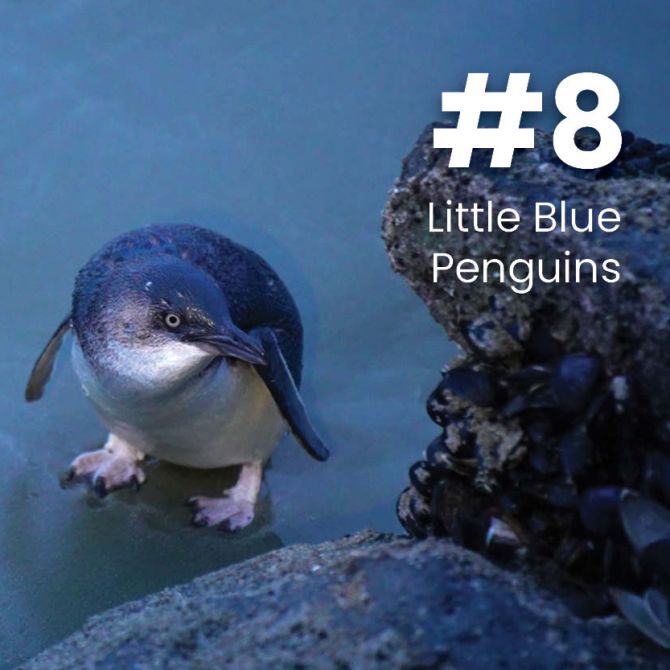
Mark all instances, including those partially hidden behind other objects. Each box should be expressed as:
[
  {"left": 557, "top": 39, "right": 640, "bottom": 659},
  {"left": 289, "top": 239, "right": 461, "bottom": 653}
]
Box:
[{"left": 1, "top": 1, "right": 668, "bottom": 666}]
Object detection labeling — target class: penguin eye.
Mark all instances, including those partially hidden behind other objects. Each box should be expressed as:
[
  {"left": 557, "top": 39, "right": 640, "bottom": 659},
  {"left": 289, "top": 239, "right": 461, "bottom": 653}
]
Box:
[{"left": 164, "top": 313, "right": 182, "bottom": 329}]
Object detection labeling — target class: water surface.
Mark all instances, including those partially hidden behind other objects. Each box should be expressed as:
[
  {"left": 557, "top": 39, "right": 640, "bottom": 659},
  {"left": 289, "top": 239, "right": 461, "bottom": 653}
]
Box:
[{"left": 0, "top": 1, "right": 667, "bottom": 666}]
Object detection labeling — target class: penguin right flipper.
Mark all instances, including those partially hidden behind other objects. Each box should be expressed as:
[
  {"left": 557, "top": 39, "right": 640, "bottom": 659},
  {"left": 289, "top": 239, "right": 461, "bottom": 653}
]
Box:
[
  {"left": 25, "top": 314, "right": 72, "bottom": 402},
  {"left": 252, "top": 327, "right": 330, "bottom": 462}
]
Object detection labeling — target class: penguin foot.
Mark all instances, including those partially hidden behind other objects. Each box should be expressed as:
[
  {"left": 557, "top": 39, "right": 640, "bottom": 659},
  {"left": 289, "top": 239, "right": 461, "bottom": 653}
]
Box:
[
  {"left": 188, "top": 496, "right": 255, "bottom": 531},
  {"left": 66, "top": 434, "right": 146, "bottom": 498},
  {"left": 188, "top": 461, "right": 263, "bottom": 532}
]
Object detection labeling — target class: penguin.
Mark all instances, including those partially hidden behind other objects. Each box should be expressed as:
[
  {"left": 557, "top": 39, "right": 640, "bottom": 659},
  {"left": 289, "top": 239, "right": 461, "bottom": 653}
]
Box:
[{"left": 25, "top": 224, "right": 329, "bottom": 531}]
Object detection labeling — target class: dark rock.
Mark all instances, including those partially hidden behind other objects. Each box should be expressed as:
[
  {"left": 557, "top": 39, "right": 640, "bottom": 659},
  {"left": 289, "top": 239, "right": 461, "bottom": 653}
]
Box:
[
  {"left": 20, "top": 531, "right": 670, "bottom": 669},
  {"left": 383, "top": 123, "right": 670, "bottom": 647},
  {"left": 382, "top": 123, "right": 670, "bottom": 430}
]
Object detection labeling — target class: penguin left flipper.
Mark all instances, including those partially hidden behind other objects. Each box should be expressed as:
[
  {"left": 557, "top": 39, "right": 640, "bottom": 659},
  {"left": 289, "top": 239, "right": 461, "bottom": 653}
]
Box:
[
  {"left": 252, "top": 328, "right": 330, "bottom": 462},
  {"left": 25, "top": 314, "right": 72, "bottom": 402}
]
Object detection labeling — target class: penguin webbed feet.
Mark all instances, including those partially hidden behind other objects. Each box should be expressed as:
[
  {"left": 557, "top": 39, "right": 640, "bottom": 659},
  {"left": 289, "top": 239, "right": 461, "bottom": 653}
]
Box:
[
  {"left": 188, "top": 461, "right": 262, "bottom": 532},
  {"left": 188, "top": 495, "right": 255, "bottom": 531},
  {"left": 63, "top": 435, "right": 146, "bottom": 498}
]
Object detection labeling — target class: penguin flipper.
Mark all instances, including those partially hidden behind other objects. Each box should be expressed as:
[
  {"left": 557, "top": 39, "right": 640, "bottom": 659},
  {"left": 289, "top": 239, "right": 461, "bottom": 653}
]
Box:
[
  {"left": 25, "top": 314, "right": 72, "bottom": 402},
  {"left": 252, "top": 328, "right": 330, "bottom": 462}
]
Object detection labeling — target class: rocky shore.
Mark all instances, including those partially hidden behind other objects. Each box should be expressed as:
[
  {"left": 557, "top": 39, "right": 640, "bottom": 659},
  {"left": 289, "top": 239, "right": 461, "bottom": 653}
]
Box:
[
  {"left": 382, "top": 124, "right": 670, "bottom": 426},
  {"left": 22, "top": 126, "right": 670, "bottom": 667},
  {"left": 383, "top": 125, "right": 670, "bottom": 647},
  {"left": 21, "top": 531, "right": 668, "bottom": 669}
]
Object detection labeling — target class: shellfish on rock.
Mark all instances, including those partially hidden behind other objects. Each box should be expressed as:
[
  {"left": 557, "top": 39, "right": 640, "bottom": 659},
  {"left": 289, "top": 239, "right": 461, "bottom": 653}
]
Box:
[
  {"left": 398, "top": 342, "right": 670, "bottom": 647},
  {"left": 385, "top": 126, "right": 670, "bottom": 647}
]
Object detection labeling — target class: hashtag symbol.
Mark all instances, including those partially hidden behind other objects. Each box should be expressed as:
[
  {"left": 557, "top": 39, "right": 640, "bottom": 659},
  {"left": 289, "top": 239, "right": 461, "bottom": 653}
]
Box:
[{"left": 434, "top": 73, "right": 542, "bottom": 168}]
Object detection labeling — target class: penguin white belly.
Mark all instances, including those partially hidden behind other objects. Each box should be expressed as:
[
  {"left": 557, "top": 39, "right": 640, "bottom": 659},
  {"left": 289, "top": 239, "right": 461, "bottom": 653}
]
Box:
[{"left": 72, "top": 340, "right": 285, "bottom": 468}]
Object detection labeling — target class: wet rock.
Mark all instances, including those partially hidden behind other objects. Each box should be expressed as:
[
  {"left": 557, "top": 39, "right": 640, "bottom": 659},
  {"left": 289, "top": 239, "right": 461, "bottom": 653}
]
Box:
[
  {"left": 382, "top": 125, "right": 670, "bottom": 430},
  {"left": 383, "top": 125, "right": 670, "bottom": 647},
  {"left": 20, "top": 531, "right": 670, "bottom": 669}
]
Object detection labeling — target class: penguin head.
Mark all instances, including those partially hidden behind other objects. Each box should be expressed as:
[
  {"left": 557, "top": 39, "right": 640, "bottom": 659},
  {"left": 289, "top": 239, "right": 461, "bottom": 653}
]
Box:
[{"left": 92, "top": 256, "right": 265, "bottom": 388}]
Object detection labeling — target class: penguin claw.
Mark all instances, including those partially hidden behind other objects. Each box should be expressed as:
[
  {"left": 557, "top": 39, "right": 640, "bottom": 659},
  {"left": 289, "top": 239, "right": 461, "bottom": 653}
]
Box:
[
  {"left": 188, "top": 498, "right": 210, "bottom": 527},
  {"left": 93, "top": 476, "right": 108, "bottom": 498},
  {"left": 60, "top": 468, "right": 78, "bottom": 489},
  {"left": 219, "top": 519, "right": 242, "bottom": 534},
  {"left": 190, "top": 513, "right": 210, "bottom": 528}
]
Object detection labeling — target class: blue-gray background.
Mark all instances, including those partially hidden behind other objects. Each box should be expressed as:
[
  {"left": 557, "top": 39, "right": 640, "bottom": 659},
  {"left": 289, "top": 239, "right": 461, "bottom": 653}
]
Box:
[{"left": 1, "top": 1, "right": 668, "bottom": 666}]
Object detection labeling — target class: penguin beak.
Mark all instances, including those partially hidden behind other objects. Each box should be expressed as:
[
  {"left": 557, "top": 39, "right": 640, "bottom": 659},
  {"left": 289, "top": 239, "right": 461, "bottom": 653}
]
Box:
[{"left": 184, "top": 326, "right": 266, "bottom": 366}]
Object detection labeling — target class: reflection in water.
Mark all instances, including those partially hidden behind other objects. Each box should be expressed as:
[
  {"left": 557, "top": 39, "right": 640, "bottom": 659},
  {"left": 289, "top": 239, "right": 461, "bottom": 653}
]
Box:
[{"left": 1, "top": 458, "right": 283, "bottom": 668}]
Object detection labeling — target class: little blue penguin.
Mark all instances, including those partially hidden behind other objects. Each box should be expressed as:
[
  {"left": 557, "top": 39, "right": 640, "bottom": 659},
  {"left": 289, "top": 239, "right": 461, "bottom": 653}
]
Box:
[{"left": 25, "top": 224, "right": 329, "bottom": 531}]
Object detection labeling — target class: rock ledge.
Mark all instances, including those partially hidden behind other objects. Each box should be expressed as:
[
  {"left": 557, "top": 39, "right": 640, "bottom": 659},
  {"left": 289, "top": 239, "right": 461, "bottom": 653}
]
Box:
[{"left": 22, "top": 531, "right": 667, "bottom": 669}]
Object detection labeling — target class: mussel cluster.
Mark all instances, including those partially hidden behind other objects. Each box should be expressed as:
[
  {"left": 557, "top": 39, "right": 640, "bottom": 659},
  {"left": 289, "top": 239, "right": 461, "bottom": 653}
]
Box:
[{"left": 398, "top": 329, "right": 670, "bottom": 647}]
